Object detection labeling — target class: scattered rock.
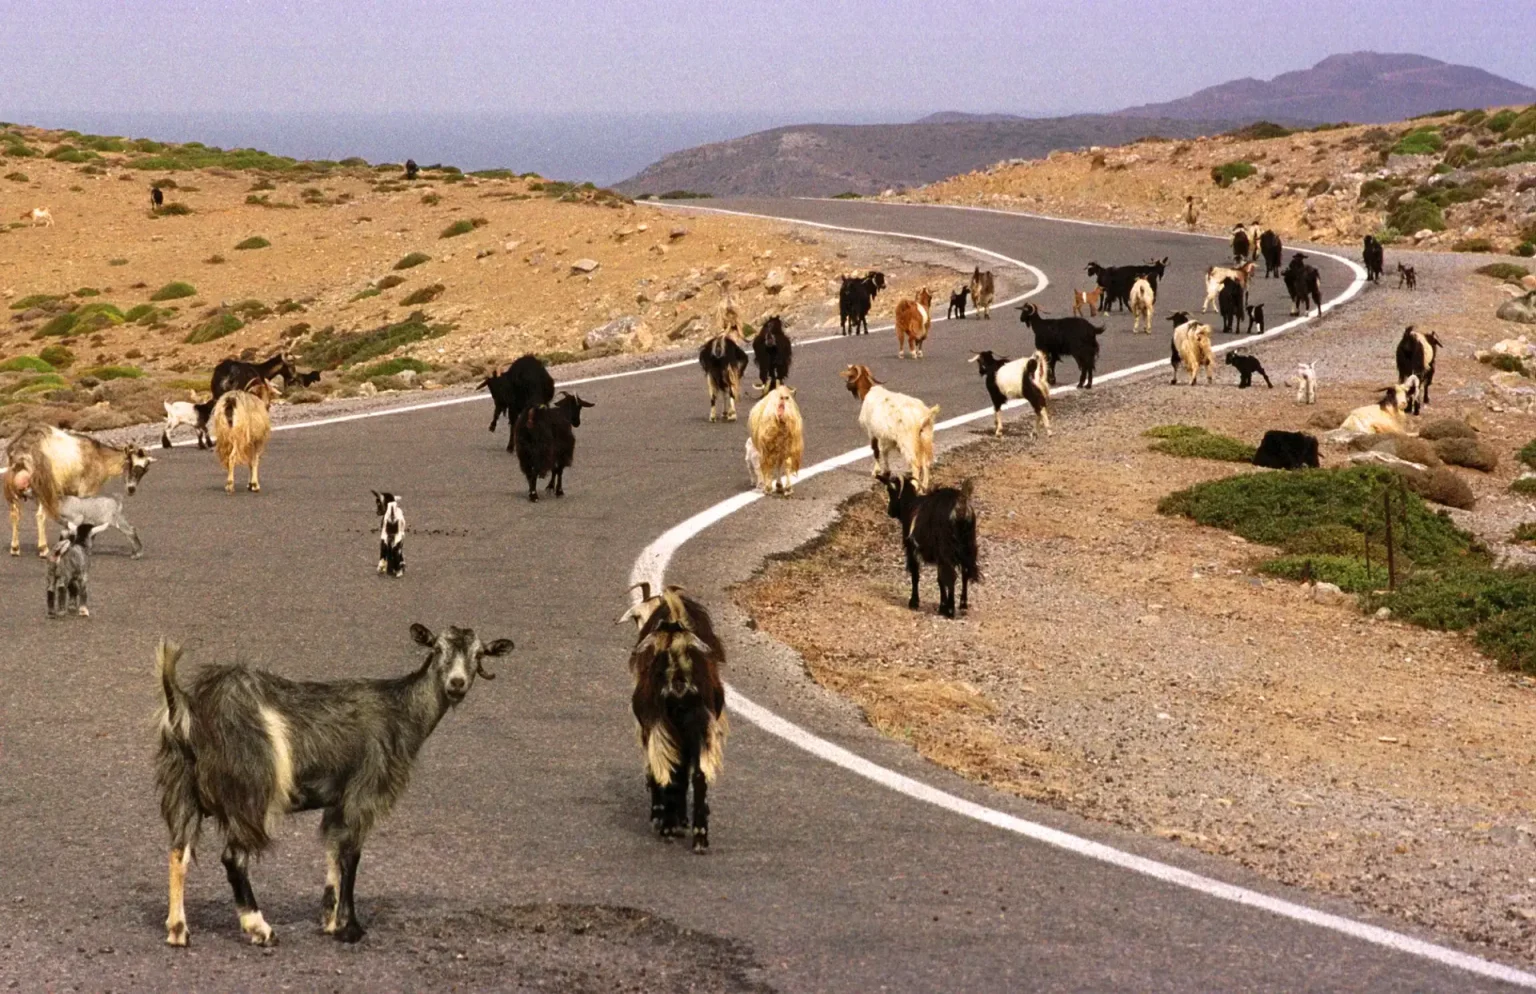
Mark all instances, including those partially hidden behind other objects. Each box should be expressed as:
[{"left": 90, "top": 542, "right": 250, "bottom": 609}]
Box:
[
  {"left": 1350, "top": 434, "right": 1440, "bottom": 467},
  {"left": 583, "top": 314, "right": 643, "bottom": 351},
  {"left": 1497, "top": 291, "right": 1536, "bottom": 325},
  {"left": 1374, "top": 607, "right": 1393, "bottom": 621},
  {"left": 1308, "top": 409, "right": 1346, "bottom": 430},
  {"left": 570, "top": 258, "right": 600, "bottom": 275},
  {"left": 1433, "top": 436, "right": 1499, "bottom": 472},
  {"left": 668, "top": 226, "right": 688, "bottom": 240},
  {"left": 503, "top": 239, "right": 521, "bottom": 252},
  {"left": 1311, "top": 582, "right": 1348, "bottom": 606},
  {"left": 357, "top": 381, "right": 377, "bottom": 397}
]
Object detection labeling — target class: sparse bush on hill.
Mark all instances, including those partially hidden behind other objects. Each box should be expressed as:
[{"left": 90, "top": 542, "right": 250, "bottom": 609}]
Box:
[
  {"left": 399, "top": 283, "right": 445, "bottom": 306},
  {"left": 1452, "top": 237, "right": 1496, "bottom": 253},
  {"left": 1210, "top": 161, "right": 1256, "bottom": 188},
  {"left": 184, "top": 311, "right": 244, "bottom": 345},
  {"left": 439, "top": 218, "right": 487, "bottom": 238},
  {"left": 1225, "top": 121, "right": 1293, "bottom": 141},
  {"left": 149, "top": 281, "right": 197, "bottom": 302},
  {"left": 295, "top": 310, "right": 453, "bottom": 369},
  {"left": 1486, "top": 109, "right": 1519, "bottom": 133},
  {"left": 376, "top": 274, "right": 406, "bottom": 290},
  {"left": 249, "top": 179, "right": 276, "bottom": 192},
  {"left": 38, "top": 345, "right": 73, "bottom": 368},
  {"left": 234, "top": 236, "right": 270, "bottom": 250},
  {"left": 46, "top": 145, "right": 97, "bottom": 163},
  {"left": 0, "top": 355, "right": 53, "bottom": 373},
  {"left": 1390, "top": 127, "right": 1444, "bottom": 156},
  {"left": 37, "top": 312, "right": 80, "bottom": 338},
  {"left": 351, "top": 357, "right": 434, "bottom": 380},
  {"left": 152, "top": 202, "right": 193, "bottom": 217},
  {"left": 1519, "top": 243, "right": 1536, "bottom": 258},
  {"left": 1476, "top": 262, "right": 1530, "bottom": 281},
  {"left": 4, "top": 171, "right": 29, "bottom": 182},
  {"left": 1144, "top": 425, "right": 1255, "bottom": 462},
  {"left": 1387, "top": 198, "right": 1445, "bottom": 234},
  {"left": 421, "top": 192, "right": 440, "bottom": 206},
  {"left": 657, "top": 189, "right": 713, "bottom": 200},
  {"left": 1505, "top": 106, "right": 1536, "bottom": 141},
  {"left": 393, "top": 251, "right": 431, "bottom": 270},
  {"left": 1441, "top": 143, "right": 1478, "bottom": 168},
  {"left": 83, "top": 365, "right": 143, "bottom": 380}
]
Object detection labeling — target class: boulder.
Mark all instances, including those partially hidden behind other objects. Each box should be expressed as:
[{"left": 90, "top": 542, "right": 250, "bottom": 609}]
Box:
[
  {"left": 1311, "top": 582, "right": 1348, "bottom": 606},
  {"left": 1498, "top": 291, "right": 1536, "bottom": 325},
  {"left": 1434, "top": 436, "right": 1499, "bottom": 472},
  {"left": 584, "top": 314, "right": 641, "bottom": 350},
  {"left": 764, "top": 269, "right": 787, "bottom": 294},
  {"left": 570, "top": 258, "right": 600, "bottom": 275},
  {"left": 1349, "top": 434, "right": 1441, "bottom": 466},
  {"left": 1417, "top": 418, "right": 1478, "bottom": 441}
]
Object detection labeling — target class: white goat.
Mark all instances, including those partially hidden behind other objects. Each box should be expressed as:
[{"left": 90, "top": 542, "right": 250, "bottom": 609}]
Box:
[
  {"left": 1294, "top": 362, "right": 1318, "bottom": 405},
  {"left": 58, "top": 495, "right": 142, "bottom": 558},
  {"left": 162, "top": 395, "right": 211, "bottom": 449},
  {"left": 1168, "top": 312, "right": 1214, "bottom": 386},
  {"left": 23, "top": 207, "right": 54, "bottom": 228},
  {"left": 841, "top": 364, "right": 939, "bottom": 493},
  {"left": 1340, "top": 377, "right": 1416, "bottom": 434},
  {"left": 747, "top": 385, "right": 804, "bottom": 496},
  {"left": 1128, "top": 276, "right": 1155, "bottom": 334},
  {"left": 969, "top": 350, "right": 1050, "bottom": 437},
  {"left": 1201, "top": 262, "right": 1255, "bottom": 312}
]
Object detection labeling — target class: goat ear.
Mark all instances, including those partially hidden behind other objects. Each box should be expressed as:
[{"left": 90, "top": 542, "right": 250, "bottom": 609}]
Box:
[
  {"left": 580, "top": 398, "right": 595, "bottom": 408},
  {"left": 410, "top": 623, "right": 436, "bottom": 647},
  {"left": 482, "top": 638, "right": 514, "bottom": 656}
]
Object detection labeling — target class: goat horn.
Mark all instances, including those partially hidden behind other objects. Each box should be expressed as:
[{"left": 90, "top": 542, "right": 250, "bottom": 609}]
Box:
[{"left": 628, "top": 581, "right": 653, "bottom": 602}]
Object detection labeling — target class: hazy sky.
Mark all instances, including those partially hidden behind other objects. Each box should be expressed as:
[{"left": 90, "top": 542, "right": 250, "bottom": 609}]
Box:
[{"left": 3, "top": 0, "right": 1532, "bottom": 119}]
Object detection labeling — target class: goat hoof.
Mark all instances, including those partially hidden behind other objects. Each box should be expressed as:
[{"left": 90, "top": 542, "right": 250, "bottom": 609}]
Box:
[
  {"left": 335, "top": 922, "right": 365, "bottom": 944},
  {"left": 78, "top": 607, "right": 89, "bottom": 618},
  {"left": 908, "top": 599, "right": 920, "bottom": 611},
  {"left": 165, "top": 923, "right": 189, "bottom": 947},
  {"left": 528, "top": 493, "right": 539, "bottom": 503}
]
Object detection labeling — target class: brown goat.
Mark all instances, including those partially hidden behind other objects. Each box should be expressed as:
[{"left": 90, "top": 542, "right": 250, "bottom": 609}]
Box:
[
  {"left": 211, "top": 379, "right": 276, "bottom": 494},
  {"left": 5, "top": 424, "right": 154, "bottom": 557},
  {"left": 1071, "top": 286, "right": 1103, "bottom": 317},
  {"left": 621, "top": 583, "right": 727, "bottom": 852},
  {"left": 895, "top": 288, "right": 933, "bottom": 359}
]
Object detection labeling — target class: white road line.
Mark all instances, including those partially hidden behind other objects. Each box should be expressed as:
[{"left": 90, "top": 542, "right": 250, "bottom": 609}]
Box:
[{"left": 629, "top": 207, "right": 1536, "bottom": 989}]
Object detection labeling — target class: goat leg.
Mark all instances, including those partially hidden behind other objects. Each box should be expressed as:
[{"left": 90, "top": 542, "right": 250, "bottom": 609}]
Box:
[
  {"left": 553, "top": 467, "right": 565, "bottom": 497},
  {"left": 937, "top": 563, "right": 957, "bottom": 619},
  {"left": 905, "top": 544, "right": 922, "bottom": 611},
  {"left": 690, "top": 765, "right": 710, "bottom": 853},
  {"left": 35, "top": 504, "right": 47, "bottom": 557},
  {"left": 647, "top": 772, "right": 666, "bottom": 832},
  {"left": 248, "top": 455, "right": 261, "bottom": 493},
  {"left": 74, "top": 578, "right": 88, "bottom": 618},
  {"left": 165, "top": 845, "right": 192, "bottom": 946},
  {"left": 9, "top": 499, "right": 21, "bottom": 556},
  {"left": 333, "top": 843, "right": 365, "bottom": 943},
  {"left": 222, "top": 846, "right": 276, "bottom": 946}
]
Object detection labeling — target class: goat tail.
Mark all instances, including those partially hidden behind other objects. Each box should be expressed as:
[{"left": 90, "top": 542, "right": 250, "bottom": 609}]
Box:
[
  {"left": 923, "top": 404, "right": 941, "bottom": 427},
  {"left": 155, "top": 640, "right": 193, "bottom": 745},
  {"left": 475, "top": 376, "right": 492, "bottom": 391}
]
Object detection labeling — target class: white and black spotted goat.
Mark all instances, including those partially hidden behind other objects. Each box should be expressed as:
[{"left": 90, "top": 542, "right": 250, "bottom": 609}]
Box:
[{"left": 372, "top": 491, "right": 404, "bottom": 578}]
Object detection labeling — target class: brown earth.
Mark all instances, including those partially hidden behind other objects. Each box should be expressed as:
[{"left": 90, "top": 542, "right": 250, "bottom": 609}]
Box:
[
  {"left": 0, "top": 125, "right": 953, "bottom": 438},
  {"left": 736, "top": 253, "right": 1536, "bottom": 962}
]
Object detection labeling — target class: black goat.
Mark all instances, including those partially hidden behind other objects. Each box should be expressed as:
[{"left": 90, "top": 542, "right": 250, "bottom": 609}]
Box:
[
  {"left": 839, "top": 272, "right": 885, "bottom": 335},
  {"left": 1398, "top": 262, "right": 1417, "bottom": 289},
  {"left": 404, "top": 158, "right": 419, "bottom": 180},
  {"left": 1217, "top": 277, "right": 1245, "bottom": 334},
  {"left": 154, "top": 623, "right": 513, "bottom": 947},
  {"left": 947, "top": 285, "right": 968, "bottom": 320},
  {"left": 1283, "top": 253, "right": 1322, "bottom": 317},
  {"left": 699, "top": 333, "right": 749, "bottom": 422},
  {"left": 1259, "top": 229, "right": 1283, "bottom": 279},
  {"left": 1085, "top": 257, "right": 1167, "bottom": 312},
  {"left": 150, "top": 186, "right": 164, "bottom": 209},
  {"left": 479, "top": 354, "right": 555, "bottom": 452},
  {"left": 1018, "top": 303, "right": 1102, "bottom": 388},
  {"left": 878, "top": 473, "right": 980, "bottom": 618},
  {"left": 373, "top": 491, "right": 404, "bottom": 578},
  {"left": 1231, "top": 226, "right": 1251, "bottom": 265},
  {"left": 211, "top": 354, "right": 296, "bottom": 399},
  {"left": 1252, "top": 430, "right": 1320, "bottom": 470},
  {"left": 296, "top": 370, "right": 322, "bottom": 387},
  {"left": 1225, "top": 351, "right": 1273, "bottom": 388},
  {"left": 622, "top": 583, "right": 727, "bottom": 853},
  {"left": 1363, "top": 235, "right": 1385, "bottom": 283},
  {"left": 1395, "top": 325, "right": 1442, "bottom": 415},
  {"left": 1246, "top": 303, "right": 1266, "bottom": 335},
  {"left": 514, "top": 392, "right": 593, "bottom": 501},
  {"left": 750, "top": 316, "right": 792, "bottom": 391}
]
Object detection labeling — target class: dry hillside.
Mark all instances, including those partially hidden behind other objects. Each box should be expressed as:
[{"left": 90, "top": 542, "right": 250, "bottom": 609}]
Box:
[
  {"left": 902, "top": 107, "right": 1536, "bottom": 254},
  {"left": 0, "top": 125, "right": 945, "bottom": 437}
]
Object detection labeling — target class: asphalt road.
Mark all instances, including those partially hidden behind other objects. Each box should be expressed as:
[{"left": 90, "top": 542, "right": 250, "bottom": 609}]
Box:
[{"left": 0, "top": 200, "right": 1523, "bottom": 992}]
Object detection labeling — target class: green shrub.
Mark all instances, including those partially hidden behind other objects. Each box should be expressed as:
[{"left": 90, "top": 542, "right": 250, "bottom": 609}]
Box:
[
  {"left": 1518, "top": 243, "right": 1536, "bottom": 258},
  {"left": 124, "top": 304, "right": 157, "bottom": 323},
  {"left": 832, "top": 191, "right": 862, "bottom": 199},
  {"left": 4, "top": 171, "right": 28, "bottom": 182},
  {"left": 393, "top": 251, "right": 431, "bottom": 270},
  {"left": 1390, "top": 127, "right": 1444, "bottom": 156},
  {"left": 1457, "top": 109, "right": 1488, "bottom": 127},
  {"left": 205, "top": 254, "right": 227, "bottom": 265},
  {"left": 1475, "top": 606, "right": 1536, "bottom": 673},
  {"left": 295, "top": 311, "right": 453, "bottom": 369},
  {"left": 276, "top": 299, "right": 306, "bottom": 315},
  {"left": 352, "top": 357, "right": 434, "bottom": 379},
  {"left": 230, "top": 299, "right": 271, "bottom": 319},
  {"left": 0, "top": 355, "right": 52, "bottom": 373},
  {"left": 1513, "top": 522, "right": 1536, "bottom": 544},
  {"left": 1476, "top": 262, "right": 1530, "bottom": 281},
  {"left": 1486, "top": 353, "right": 1528, "bottom": 375},
  {"left": 38, "top": 344, "right": 74, "bottom": 368},
  {"left": 37, "top": 312, "right": 80, "bottom": 337},
  {"left": 245, "top": 194, "right": 298, "bottom": 208},
  {"left": 1225, "top": 121, "right": 1293, "bottom": 141},
  {"left": 1387, "top": 198, "right": 1445, "bottom": 234},
  {"left": 350, "top": 287, "right": 381, "bottom": 302},
  {"left": 439, "top": 218, "right": 486, "bottom": 238},
  {"left": 1371, "top": 566, "right": 1536, "bottom": 631},
  {"left": 1518, "top": 440, "right": 1536, "bottom": 468},
  {"left": 1306, "top": 178, "right": 1331, "bottom": 196},
  {"left": 81, "top": 365, "right": 143, "bottom": 380},
  {"left": 1452, "top": 237, "right": 1496, "bottom": 253},
  {"left": 376, "top": 274, "right": 406, "bottom": 290},
  {"left": 1373, "top": 227, "right": 1402, "bottom": 246},
  {"left": 420, "top": 192, "right": 441, "bottom": 206},
  {"left": 339, "top": 156, "right": 369, "bottom": 168},
  {"left": 1514, "top": 476, "right": 1536, "bottom": 495},
  {"left": 72, "top": 303, "right": 125, "bottom": 329},
  {"left": 47, "top": 146, "right": 96, "bottom": 163},
  {"left": 72, "top": 287, "right": 100, "bottom": 298},
  {"left": 1487, "top": 110, "right": 1520, "bottom": 133},
  {"left": 3, "top": 140, "right": 36, "bottom": 158},
  {"left": 1358, "top": 178, "right": 1392, "bottom": 202},
  {"left": 1144, "top": 425, "right": 1255, "bottom": 462},
  {"left": 399, "top": 283, "right": 445, "bottom": 306},
  {"left": 469, "top": 168, "right": 515, "bottom": 179},
  {"left": 11, "top": 293, "right": 63, "bottom": 310},
  {"left": 108, "top": 257, "right": 128, "bottom": 266},
  {"left": 1210, "top": 161, "right": 1257, "bottom": 188},
  {"left": 657, "top": 189, "right": 712, "bottom": 200},
  {"left": 184, "top": 312, "right": 244, "bottom": 345},
  {"left": 152, "top": 202, "right": 193, "bottom": 217},
  {"left": 1505, "top": 106, "right": 1536, "bottom": 141},
  {"left": 234, "top": 236, "right": 270, "bottom": 250},
  {"left": 1259, "top": 555, "right": 1388, "bottom": 593},
  {"left": 249, "top": 179, "right": 276, "bottom": 192},
  {"left": 149, "top": 281, "right": 197, "bottom": 301},
  {"left": 1442, "top": 143, "right": 1479, "bottom": 168}
]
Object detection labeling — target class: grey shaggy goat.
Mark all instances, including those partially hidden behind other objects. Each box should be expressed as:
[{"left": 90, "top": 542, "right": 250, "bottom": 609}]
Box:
[{"left": 154, "top": 623, "right": 513, "bottom": 948}]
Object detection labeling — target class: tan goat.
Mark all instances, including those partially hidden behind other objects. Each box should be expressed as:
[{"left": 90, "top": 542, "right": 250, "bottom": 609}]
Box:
[
  {"left": 4, "top": 424, "right": 155, "bottom": 557},
  {"left": 1168, "top": 312, "right": 1215, "bottom": 386},
  {"left": 747, "top": 385, "right": 804, "bottom": 496},
  {"left": 895, "top": 288, "right": 933, "bottom": 359},
  {"left": 211, "top": 379, "right": 277, "bottom": 493}
]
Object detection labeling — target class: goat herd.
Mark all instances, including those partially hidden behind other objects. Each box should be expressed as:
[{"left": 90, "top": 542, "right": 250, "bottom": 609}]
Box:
[{"left": 1, "top": 222, "right": 1425, "bottom": 951}]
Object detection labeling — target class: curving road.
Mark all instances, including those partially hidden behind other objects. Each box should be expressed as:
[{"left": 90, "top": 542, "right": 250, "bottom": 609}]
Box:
[{"left": 0, "top": 200, "right": 1525, "bottom": 992}]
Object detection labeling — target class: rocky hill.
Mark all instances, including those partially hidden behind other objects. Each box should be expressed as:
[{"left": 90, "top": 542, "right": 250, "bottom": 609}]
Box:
[{"left": 1120, "top": 52, "right": 1536, "bottom": 125}]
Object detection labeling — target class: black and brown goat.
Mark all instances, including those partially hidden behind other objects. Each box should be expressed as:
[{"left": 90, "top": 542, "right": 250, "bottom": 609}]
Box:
[
  {"left": 154, "top": 623, "right": 513, "bottom": 947},
  {"left": 878, "top": 473, "right": 980, "bottom": 618},
  {"left": 1283, "top": 252, "right": 1323, "bottom": 317},
  {"left": 514, "top": 392, "right": 594, "bottom": 501},
  {"left": 211, "top": 353, "right": 297, "bottom": 399},
  {"left": 699, "top": 333, "right": 749, "bottom": 422},
  {"left": 750, "top": 316, "right": 792, "bottom": 391},
  {"left": 479, "top": 354, "right": 556, "bottom": 452},
  {"left": 1395, "top": 325, "right": 1442, "bottom": 415},
  {"left": 620, "top": 583, "right": 727, "bottom": 852}
]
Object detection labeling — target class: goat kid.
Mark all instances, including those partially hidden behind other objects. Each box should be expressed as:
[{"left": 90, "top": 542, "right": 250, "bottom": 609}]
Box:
[
  {"left": 747, "top": 385, "right": 803, "bottom": 496},
  {"left": 969, "top": 267, "right": 995, "bottom": 319},
  {"left": 842, "top": 364, "right": 940, "bottom": 493},
  {"left": 895, "top": 288, "right": 933, "bottom": 358},
  {"left": 1294, "top": 361, "right": 1318, "bottom": 405},
  {"left": 59, "top": 494, "right": 143, "bottom": 558},
  {"left": 1395, "top": 325, "right": 1442, "bottom": 415},
  {"left": 163, "top": 395, "right": 212, "bottom": 449},
  {"left": 1225, "top": 351, "right": 1273, "bottom": 388},
  {"left": 1168, "top": 312, "right": 1215, "bottom": 386},
  {"left": 1072, "top": 286, "right": 1103, "bottom": 318},
  {"left": 1246, "top": 302, "right": 1266, "bottom": 335},
  {"left": 45, "top": 522, "right": 94, "bottom": 618},
  {"left": 1398, "top": 262, "right": 1417, "bottom": 290},
  {"left": 373, "top": 491, "right": 405, "bottom": 577},
  {"left": 878, "top": 473, "right": 980, "bottom": 618},
  {"left": 155, "top": 623, "right": 512, "bottom": 947},
  {"left": 24, "top": 207, "right": 54, "bottom": 227},
  {"left": 969, "top": 350, "right": 1051, "bottom": 437},
  {"left": 947, "top": 285, "right": 969, "bottom": 320}
]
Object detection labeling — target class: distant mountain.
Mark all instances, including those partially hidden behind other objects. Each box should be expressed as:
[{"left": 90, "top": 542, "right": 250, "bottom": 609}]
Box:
[
  {"left": 615, "top": 115, "right": 1230, "bottom": 199},
  {"left": 1119, "top": 52, "right": 1536, "bottom": 124}
]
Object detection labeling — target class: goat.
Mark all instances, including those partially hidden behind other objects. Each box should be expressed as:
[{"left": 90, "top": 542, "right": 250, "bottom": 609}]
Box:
[
  {"left": 162, "top": 396, "right": 212, "bottom": 449},
  {"left": 211, "top": 353, "right": 296, "bottom": 399},
  {"left": 1217, "top": 276, "right": 1246, "bottom": 334},
  {"left": 622, "top": 584, "right": 727, "bottom": 852},
  {"left": 24, "top": 207, "right": 53, "bottom": 227},
  {"left": 1259, "top": 229, "right": 1283, "bottom": 278},
  {"left": 1284, "top": 253, "right": 1322, "bottom": 317},
  {"left": 750, "top": 316, "right": 792, "bottom": 391},
  {"left": 1340, "top": 379, "right": 1415, "bottom": 434},
  {"left": 1246, "top": 221, "right": 1263, "bottom": 261},
  {"left": 211, "top": 379, "right": 276, "bottom": 494},
  {"left": 295, "top": 370, "right": 322, "bottom": 387},
  {"left": 5, "top": 424, "right": 154, "bottom": 557},
  {"left": 1252, "top": 430, "right": 1320, "bottom": 470},
  {"left": 1246, "top": 302, "right": 1267, "bottom": 335},
  {"left": 716, "top": 281, "right": 742, "bottom": 336},
  {"left": 1398, "top": 262, "right": 1417, "bottom": 289},
  {"left": 1395, "top": 325, "right": 1442, "bottom": 415},
  {"left": 1202, "top": 262, "right": 1255, "bottom": 312},
  {"left": 969, "top": 267, "right": 995, "bottom": 319},
  {"left": 947, "top": 285, "right": 969, "bottom": 320},
  {"left": 1168, "top": 312, "right": 1215, "bottom": 386},
  {"left": 1225, "top": 351, "right": 1273, "bottom": 388},
  {"left": 698, "top": 333, "right": 749, "bottom": 422},
  {"left": 838, "top": 271, "right": 885, "bottom": 335},
  {"left": 154, "top": 623, "right": 512, "bottom": 947},
  {"left": 514, "top": 392, "right": 593, "bottom": 501},
  {"left": 895, "top": 288, "right": 933, "bottom": 358},
  {"left": 404, "top": 158, "right": 419, "bottom": 180},
  {"left": 969, "top": 350, "right": 1050, "bottom": 438},
  {"left": 59, "top": 494, "right": 143, "bottom": 559},
  {"left": 1295, "top": 362, "right": 1318, "bottom": 404},
  {"left": 841, "top": 364, "right": 939, "bottom": 493},
  {"left": 1231, "top": 225, "right": 1251, "bottom": 265},
  {"left": 747, "top": 385, "right": 803, "bottom": 496},
  {"left": 1086, "top": 257, "right": 1167, "bottom": 312},
  {"left": 1184, "top": 195, "right": 1199, "bottom": 230},
  {"left": 1072, "top": 286, "right": 1103, "bottom": 318},
  {"left": 151, "top": 186, "right": 164, "bottom": 209},
  {"left": 479, "top": 354, "right": 556, "bottom": 452},
  {"left": 1128, "top": 276, "right": 1155, "bottom": 334},
  {"left": 45, "top": 522, "right": 94, "bottom": 618},
  {"left": 1363, "top": 235, "right": 1385, "bottom": 283},
  {"left": 1018, "top": 303, "right": 1102, "bottom": 388},
  {"left": 878, "top": 473, "right": 980, "bottom": 618},
  {"left": 373, "top": 491, "right": 404, "bottom": 577}
]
